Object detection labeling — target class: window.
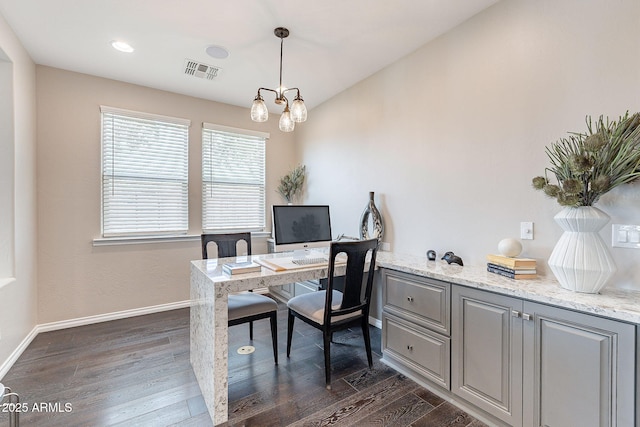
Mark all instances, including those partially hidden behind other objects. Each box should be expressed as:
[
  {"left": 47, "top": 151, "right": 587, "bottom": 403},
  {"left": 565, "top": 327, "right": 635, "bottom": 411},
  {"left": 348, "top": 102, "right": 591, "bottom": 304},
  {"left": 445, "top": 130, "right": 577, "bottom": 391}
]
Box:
[
  {"left": 101, "top": 106, "right": 190, "bottom": 237},
  {"left": 202, "top": 123, "right": 268, "bottom": 232}
]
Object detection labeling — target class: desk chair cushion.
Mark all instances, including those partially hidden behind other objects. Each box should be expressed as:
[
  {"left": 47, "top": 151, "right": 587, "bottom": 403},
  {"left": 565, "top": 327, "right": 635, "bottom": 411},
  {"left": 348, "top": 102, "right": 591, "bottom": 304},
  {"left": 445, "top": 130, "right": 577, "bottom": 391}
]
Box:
[
  {"left": 287, "top": 290, "right": 362, "bottom": 325},
  {"left": 228, "top": 293, "right": 277, "bottom": 321}
]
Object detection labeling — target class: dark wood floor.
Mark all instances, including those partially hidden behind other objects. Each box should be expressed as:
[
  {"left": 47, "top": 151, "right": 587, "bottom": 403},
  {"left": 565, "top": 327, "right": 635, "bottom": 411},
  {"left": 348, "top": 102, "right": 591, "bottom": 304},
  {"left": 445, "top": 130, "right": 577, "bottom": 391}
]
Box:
[{"left": 0, "top": 301, "right": 488, "bottom": 427}]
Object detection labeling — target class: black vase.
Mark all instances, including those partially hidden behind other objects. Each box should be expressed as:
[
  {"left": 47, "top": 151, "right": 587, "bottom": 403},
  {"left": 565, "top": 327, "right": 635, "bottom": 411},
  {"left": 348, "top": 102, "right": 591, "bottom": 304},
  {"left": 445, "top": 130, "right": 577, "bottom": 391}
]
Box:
[{"left": 360, "top": 192, "right": 384, "bottom": 241}]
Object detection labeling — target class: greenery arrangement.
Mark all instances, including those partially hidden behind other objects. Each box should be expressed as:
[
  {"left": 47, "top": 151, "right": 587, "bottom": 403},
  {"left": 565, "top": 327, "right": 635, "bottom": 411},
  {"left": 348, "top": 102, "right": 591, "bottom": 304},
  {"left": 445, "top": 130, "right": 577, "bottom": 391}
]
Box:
[
  {"left": 277, "top": 164, "right": 306, "bottom": 203},
  {"left": 532, "top": 112, "right": 640, "bottom": 206}
]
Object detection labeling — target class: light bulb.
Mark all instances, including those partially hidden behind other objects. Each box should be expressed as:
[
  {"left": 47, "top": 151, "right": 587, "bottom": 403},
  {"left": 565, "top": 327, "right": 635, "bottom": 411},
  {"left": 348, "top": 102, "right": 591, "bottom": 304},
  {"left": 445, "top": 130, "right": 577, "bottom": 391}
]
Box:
[
  {"left": 279, "top": 107, "right": 295, "bottom": 132},
  {"left": 111, "top": 41, "right": 134, "bottom": 53},
  {"left": 251, "top": 95, "right": 268, "bottom": 122},
  {"left": 290, "top": 97, "right": 307, "bottom": 123}
]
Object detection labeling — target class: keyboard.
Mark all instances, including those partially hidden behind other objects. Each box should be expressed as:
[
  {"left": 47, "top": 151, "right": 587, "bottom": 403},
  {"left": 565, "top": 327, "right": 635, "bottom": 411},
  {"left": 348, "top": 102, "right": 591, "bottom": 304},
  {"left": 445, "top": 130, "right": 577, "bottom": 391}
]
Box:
[{"left": 291, "top": 257, "right": 328, "bottom": 266}]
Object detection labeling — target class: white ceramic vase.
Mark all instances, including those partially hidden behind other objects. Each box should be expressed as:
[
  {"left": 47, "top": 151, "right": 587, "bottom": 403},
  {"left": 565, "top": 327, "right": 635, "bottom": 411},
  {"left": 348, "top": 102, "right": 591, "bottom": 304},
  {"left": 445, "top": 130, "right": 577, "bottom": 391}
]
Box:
[{"left": 548, "top": 206, "right": 616, "bottom": 293}]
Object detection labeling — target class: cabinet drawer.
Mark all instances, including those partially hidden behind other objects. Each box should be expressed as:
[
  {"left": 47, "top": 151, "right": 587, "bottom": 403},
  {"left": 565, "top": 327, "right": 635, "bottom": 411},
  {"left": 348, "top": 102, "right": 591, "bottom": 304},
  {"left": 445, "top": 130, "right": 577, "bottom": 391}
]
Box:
[
  {"left": 383, "top": 313, "right": 450, "bottom": 390},
  {"left": 382, "top": 269, "right": 450, "bottom": 335}
]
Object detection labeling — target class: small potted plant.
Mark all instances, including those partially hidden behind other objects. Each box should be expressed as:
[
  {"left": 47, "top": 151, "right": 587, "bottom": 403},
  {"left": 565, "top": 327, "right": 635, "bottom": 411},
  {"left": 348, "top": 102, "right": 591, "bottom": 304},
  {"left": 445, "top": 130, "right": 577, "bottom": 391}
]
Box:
[
  {"left": 277, "top": 164, "right": 306, "bottom": 204},
  {"left": 531, "top": 112, "right": 640, "bottom": 293}
]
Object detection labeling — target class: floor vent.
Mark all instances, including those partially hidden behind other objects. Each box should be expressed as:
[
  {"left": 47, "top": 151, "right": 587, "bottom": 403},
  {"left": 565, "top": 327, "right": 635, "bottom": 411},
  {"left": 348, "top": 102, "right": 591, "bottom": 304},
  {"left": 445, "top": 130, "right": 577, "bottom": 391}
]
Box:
[{"left": 183, "top": 59, "right": 221, "bottom": 80}]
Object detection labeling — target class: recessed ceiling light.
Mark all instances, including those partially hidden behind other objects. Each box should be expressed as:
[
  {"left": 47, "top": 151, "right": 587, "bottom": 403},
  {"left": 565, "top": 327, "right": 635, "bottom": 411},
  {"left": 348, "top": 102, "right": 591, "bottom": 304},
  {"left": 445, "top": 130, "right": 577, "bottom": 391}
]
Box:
[
  {"left": 205, "top": 45, "right": 229, "bottom": 59},
  {"left": 111, "top": 40, "right": 134, "bottom": 53}
]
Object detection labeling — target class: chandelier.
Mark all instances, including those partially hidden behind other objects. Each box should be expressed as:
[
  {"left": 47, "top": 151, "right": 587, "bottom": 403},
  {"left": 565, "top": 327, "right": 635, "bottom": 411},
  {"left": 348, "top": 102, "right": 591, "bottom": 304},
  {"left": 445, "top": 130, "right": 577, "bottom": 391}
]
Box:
[{"left": 250, "top": 27, "right": 307, "bottom": 132}]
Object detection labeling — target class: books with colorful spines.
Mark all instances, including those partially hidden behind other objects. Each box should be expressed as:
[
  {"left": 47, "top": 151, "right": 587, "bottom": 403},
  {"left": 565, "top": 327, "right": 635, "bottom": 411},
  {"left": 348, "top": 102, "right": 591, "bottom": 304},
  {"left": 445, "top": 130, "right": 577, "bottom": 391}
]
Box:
[
  {"left": 487, "top": 265, "right": 537, "bottom": 279},
  {"left": 486, "top": 254, "right": 537, "bottom": 269},
  {"left": 222, "top": 261, "right": 261, "bottom": 275},
  {"left": 487, "top": 262, "right": 536, "bottom": 275}
]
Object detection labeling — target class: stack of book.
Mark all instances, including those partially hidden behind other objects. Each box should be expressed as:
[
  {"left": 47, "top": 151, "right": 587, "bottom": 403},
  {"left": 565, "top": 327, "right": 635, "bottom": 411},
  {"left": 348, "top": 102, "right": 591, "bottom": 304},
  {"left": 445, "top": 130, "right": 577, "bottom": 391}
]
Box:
[{"left": 486, "top": 254, "right": 537, "bottom": 279}]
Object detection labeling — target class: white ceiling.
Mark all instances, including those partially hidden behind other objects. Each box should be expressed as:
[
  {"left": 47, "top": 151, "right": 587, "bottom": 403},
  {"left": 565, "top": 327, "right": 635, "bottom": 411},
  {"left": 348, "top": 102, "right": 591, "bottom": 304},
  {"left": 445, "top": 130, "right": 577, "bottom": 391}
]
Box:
[{"left": 0, "top": 0, "right": 498, "bottom": 112}]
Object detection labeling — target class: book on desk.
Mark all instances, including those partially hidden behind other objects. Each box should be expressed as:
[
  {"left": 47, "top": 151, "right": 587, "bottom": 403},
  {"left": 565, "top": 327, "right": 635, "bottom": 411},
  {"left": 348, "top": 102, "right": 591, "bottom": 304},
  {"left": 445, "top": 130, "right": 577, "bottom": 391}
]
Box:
[{"left": 222, "top": 261, "right": 262, "bottom": 275}]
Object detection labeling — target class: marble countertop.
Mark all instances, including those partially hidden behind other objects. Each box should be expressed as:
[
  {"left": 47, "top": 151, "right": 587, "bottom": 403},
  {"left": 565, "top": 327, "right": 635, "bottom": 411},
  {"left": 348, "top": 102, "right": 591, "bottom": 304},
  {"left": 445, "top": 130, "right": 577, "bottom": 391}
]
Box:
[
  {"left": 191, "top": 250, "right": 640, "bottom": 325},
  {"left": 376, "top": 251, "right": 640, "bottom": 325}
]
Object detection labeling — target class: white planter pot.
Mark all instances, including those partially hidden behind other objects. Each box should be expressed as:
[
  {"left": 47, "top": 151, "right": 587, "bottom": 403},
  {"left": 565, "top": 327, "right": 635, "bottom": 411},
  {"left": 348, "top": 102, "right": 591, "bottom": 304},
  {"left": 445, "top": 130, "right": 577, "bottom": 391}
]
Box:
[{"left": 548, "top": 206, "right": 616, "bottom": 293}]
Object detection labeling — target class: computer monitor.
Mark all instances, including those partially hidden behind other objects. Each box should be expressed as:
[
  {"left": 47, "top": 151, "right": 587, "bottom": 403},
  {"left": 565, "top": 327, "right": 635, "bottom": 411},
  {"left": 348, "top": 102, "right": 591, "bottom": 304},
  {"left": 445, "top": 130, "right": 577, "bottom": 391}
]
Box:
[{"left": 272, "top": 205, "right": 332, "bottom": 252}]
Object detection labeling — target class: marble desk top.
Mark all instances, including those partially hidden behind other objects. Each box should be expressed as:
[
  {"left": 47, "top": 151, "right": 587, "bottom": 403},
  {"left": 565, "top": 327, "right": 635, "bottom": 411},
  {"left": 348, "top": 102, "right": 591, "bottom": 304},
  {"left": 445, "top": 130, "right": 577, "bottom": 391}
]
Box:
[
  {"left": 376, "top": 251, "right": 640, "bottom": 325},
  {"left": 190, "top": 251, "right": 348, "bottom": 295}
]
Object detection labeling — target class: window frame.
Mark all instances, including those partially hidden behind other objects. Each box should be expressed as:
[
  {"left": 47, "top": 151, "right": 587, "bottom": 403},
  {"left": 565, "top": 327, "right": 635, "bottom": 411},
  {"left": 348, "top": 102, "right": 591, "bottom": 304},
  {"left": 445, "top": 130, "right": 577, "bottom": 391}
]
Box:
[
  {"left": 201, "top": 123, "right": 268, "bottom": 233},
  {"left": 100, "top": 106, "right": 191, "bottom": 238}
]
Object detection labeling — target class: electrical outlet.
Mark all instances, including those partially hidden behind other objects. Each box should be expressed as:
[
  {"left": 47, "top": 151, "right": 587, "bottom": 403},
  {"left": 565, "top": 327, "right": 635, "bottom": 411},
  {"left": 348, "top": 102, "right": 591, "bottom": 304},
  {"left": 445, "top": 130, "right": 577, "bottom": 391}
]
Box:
[
  {"left": 612, "top": 224, "right": 640, "bottom": 248},
  {"left": 520, "top": 222, "right": 534, "bottom": 240},
  {"left": 380, "top": 242, "right": 391, "bottom": 251}
]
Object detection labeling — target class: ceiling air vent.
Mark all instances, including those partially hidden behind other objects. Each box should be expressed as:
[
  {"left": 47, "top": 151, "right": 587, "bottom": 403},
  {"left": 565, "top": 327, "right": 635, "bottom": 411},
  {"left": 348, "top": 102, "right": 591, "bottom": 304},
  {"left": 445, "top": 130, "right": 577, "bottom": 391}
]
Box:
[{"left": 184, "top": 59, "right": 221, "bottom": 80}]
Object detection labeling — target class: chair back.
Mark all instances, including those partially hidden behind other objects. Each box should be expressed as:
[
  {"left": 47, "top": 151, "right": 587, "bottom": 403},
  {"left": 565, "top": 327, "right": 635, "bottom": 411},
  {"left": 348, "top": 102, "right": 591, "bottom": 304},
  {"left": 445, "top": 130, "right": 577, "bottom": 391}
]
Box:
[
  {"left": 201, "top": 232, "right": 252, "bottom": 259},
  {"left": 324, "top": 238, "right": 378, "bottom": 325}
]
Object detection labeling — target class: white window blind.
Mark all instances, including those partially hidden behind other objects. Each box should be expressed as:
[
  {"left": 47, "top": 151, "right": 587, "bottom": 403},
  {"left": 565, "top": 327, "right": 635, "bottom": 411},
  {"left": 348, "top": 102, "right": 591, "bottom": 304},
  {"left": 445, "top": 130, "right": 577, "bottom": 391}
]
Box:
[
  {"left": 202, "top": 123, "right": 268, "bottom": 232},
  {"left": 101, "top": 106, "right": 190, "bottom": 237}
]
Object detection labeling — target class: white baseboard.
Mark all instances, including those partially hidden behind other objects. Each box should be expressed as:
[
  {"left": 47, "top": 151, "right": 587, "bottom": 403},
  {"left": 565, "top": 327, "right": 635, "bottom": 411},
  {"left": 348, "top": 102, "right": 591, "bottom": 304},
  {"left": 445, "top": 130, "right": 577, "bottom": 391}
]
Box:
[
  {"left": 0, "top": 300, "right": 191, "bottom": 380},
  {"left": 36, "top": 300, "right": 191, "bottom": 333},
  {"left": 0, "top": 326, "right": 38, "bottom": 380},
  {"left": 369, "top": 316, "right": 382, "bottom": 329}
]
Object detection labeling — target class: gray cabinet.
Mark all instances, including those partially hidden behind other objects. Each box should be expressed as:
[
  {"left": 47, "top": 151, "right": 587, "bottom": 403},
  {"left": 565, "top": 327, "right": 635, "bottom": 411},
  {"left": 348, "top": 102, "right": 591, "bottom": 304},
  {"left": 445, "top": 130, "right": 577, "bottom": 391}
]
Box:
[
  {"left": 522, "top": 301, "right": 635, "bottom": 427},
  {"left": 270, "top": 280, "right": 319, "bottom": 301},
  {"left": 451, "top": 286, "right": 523, "bottom": 426},
  {"left": 270, "top": 282, "right": 294, "bottom": 300},
  {"left": 452, "top": 285, "right": 636, "bottom": 427},
  {"left": 381, "top": 268, "right": 451, "bottom": 389}
]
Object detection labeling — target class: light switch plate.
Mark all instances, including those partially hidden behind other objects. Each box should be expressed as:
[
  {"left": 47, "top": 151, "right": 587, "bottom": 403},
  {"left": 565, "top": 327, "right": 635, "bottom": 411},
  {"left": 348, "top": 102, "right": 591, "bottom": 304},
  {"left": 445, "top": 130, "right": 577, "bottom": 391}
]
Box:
[
  {"left": 612, "top": 224, "right": 640, "bottom": 248},
  {"left": 520, "top": 222, "right": 534, "bottom": 240}
]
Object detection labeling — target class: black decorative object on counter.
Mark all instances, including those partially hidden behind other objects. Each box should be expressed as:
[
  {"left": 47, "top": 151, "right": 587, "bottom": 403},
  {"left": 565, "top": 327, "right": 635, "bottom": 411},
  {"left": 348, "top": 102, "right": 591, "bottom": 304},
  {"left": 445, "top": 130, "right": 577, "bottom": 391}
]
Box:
[
  {"left": 360, "top": 192, "right": 384, "bottom": 241},
  {"left": 442, "top": 251, "right": 463, "bottom": 266},
  {"left": 427, "top": 250, "right": 437, "bottom": 261}
]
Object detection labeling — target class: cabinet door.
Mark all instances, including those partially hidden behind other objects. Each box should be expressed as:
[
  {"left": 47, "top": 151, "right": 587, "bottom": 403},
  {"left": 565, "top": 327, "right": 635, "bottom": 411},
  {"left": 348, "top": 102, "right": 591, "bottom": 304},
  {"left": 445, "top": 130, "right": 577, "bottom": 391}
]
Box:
[
  {"left": 523, "top": 301, "right": 635, "bottom": 427},
  {"left": 452, "top": 286, "right": 523, "bottom": 427}
]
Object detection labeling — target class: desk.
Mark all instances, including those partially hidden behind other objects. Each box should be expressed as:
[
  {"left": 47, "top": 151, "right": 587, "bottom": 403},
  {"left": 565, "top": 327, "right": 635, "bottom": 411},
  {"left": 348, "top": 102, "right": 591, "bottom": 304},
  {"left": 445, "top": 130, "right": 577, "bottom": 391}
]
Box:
[
  {"left": 191, "top": 251, "right": 640, "bottom": 426},
  {"left": 190, "top": 252, "right": 348, "bottom": 425}
]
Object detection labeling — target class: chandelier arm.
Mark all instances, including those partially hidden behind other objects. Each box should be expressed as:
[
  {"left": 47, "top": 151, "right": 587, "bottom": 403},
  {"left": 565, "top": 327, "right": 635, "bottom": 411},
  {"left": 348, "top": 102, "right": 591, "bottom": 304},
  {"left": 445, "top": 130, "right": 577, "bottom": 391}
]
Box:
[{"left": 258, "top": 88, "right": 279, "bottom": 96}]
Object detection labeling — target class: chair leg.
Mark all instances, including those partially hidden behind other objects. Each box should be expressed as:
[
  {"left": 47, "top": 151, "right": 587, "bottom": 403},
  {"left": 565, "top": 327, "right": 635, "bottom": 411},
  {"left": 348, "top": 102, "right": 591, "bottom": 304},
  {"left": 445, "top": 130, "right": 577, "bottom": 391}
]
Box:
[
  {"left": 323, "top": 329, "right": 332, "bottom": 388},
  {"left": 249, "top": 321, "right": 254, "bottom": 340},
  {"left": 270, "top": 311, "right": 278, "bottom": 365},
  {"left": 362, "top": 319, "right": 373, "bottom": 369},
  {"left": 286, "top": 310, "right": 295, "bottom": 357}
]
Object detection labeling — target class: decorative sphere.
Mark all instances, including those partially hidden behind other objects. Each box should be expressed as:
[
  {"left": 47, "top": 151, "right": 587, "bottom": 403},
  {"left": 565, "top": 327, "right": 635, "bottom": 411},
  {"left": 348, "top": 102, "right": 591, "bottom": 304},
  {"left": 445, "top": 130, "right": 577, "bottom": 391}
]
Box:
[{"left": 498, "top": 238, "right": 522, "bottom": 257}]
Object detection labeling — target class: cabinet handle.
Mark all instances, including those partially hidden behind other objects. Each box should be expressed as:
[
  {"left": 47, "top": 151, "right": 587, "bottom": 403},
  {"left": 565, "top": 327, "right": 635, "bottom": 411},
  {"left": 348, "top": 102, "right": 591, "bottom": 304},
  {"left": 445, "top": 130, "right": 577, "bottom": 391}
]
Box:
[
  {"left": 522, "top": 313, "right": 532, "bottom": 321},
  {"left": 407, "top": 345, "right": 413, "bottom": 351},
  {"left": 407, "top": 296, "right": 414, "bottom": 302},
  {"left": 511, "top": 310, "right": 521, "bottom": 318}
]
